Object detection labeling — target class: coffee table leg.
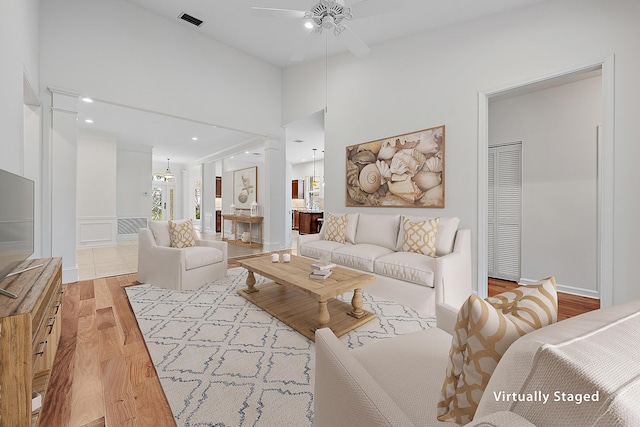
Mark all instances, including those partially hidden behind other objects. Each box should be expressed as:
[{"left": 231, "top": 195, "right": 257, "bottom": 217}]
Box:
[
  {"left": 348, "top": 288, "right": 366, "bottom": 319},
  {"left": 242, "top": 270, "right": 259, "bottom": 294},
  {"left": 317, "top": 301, "right": 330, "bottom": 330}
]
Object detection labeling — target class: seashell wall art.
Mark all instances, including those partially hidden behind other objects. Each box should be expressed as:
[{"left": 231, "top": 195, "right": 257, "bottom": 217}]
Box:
[{"left": 345, "top": 125, "right": 445, "bottom": 208}]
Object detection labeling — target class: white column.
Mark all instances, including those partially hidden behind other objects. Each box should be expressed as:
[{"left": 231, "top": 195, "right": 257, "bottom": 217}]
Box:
[
  {"left": 49, "top": 87, "right": 79, "bottom": 283},
  {"left": 263, "top": 137, "right": 287, "bottom": 251}
]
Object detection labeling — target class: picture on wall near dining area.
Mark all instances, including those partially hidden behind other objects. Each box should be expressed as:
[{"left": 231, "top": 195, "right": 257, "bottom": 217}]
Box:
[
  {"left": 346, "top": 125, "right": 445, "bottom": 208},
  {"left": 233, "top": 166, "right": 257, "bottom": 209}
]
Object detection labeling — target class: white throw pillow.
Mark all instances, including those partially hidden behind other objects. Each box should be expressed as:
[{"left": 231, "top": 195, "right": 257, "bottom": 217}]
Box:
[
  {"left": 354, "top": 214, "right": 401, "bottom": 250},
  {"left": 148, "top": 220, "right": 171, "bottom": 247}
]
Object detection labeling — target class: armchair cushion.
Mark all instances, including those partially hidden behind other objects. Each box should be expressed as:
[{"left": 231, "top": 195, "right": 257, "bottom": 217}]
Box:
[
  {"left": 437, "top": 277, "right": 558, "bottom": 424},
  {"left": 169, "top": 219, "right": 196, "bottom": 248},
  {"left": 184, "top": 246, "right": 224, "bottom": 270}
]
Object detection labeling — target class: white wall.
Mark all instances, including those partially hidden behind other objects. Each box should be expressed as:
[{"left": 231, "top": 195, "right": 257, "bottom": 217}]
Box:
[
  {"left": 77, "top": 134, "right": 118, "bottom": 247},
  {"left": 119, "top": 146, "right": 153, "bottom": 221},
  {"left": 0, "top": 0, "right": 40, "bottom": 174},
  {"left": 282, "top": 0, "right": 640, "bottom": 304},
  {"left": 489, "top": 76, "right": 601, "bottom": 296},
  {"left": 39, "top": 0, "right": 282, "bottom": 138},
  {"left": 38, "top": 0, "right": 284, "bottom": 262}
]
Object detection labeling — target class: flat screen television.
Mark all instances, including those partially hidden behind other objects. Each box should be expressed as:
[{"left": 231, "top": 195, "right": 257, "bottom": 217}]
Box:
[{"left": 0, "top": 168, "right": 35, "bottom": 282}]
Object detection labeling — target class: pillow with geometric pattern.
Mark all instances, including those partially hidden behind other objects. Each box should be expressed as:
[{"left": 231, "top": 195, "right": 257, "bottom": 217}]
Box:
[
  {"left": 437, "top": 277, "right": 558, "bottom": 424},
  {"left": 168, "top": 219, "right": 196, "bottom": 248},
  {"left": 400, "top": 216, "right": 439, "bottom": 257},
  {"left": 324, "top": 213, "right": 347, "bottom": 243}
]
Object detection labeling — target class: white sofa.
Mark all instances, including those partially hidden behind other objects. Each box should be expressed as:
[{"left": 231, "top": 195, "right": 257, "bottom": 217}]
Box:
[
  {"left": 137, "top": 220, "right": 228, "bottom": 291},
  {"left": 314, "top": 299, "right": 640, "bottom": 426},
  {"left": 297, "top": 213, "right": 471, "bottom": 314}
]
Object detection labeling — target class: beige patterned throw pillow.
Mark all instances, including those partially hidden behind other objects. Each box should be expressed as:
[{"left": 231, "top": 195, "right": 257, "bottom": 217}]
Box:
[
  {"left": 401, "top": 216, "right": 439, "bottom": 257},
  {"left": 324, "top": 213, "right": 347, "bottom": 243},
  {"left": 437, "top": 277, "right": 558, "bottom": 424},
  {"left": 168, "top": 219, "right": 196, "bottom": 248}
]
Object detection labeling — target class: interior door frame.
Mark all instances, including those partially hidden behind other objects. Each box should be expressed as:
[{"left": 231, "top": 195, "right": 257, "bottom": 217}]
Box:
[{"left": 477, "top": 55, "right": 614, "bottom": 307}]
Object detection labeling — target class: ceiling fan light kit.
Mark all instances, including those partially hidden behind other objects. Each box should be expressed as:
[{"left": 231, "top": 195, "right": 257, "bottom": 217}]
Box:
[{"left": 251, "top": 0, "right": 401, "bottom": 61}]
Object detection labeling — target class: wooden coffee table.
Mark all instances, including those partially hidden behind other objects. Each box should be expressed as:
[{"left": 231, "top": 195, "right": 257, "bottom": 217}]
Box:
[{"left": 237, "top": 255, "right": 376, "bottom": 341}]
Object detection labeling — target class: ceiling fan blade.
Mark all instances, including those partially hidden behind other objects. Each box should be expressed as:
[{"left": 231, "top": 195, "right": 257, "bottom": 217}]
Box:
[
  {"left": 251, "top": 7, "right": 307, "bottom": 19},
  {"left": 290, "top": 29, "right": 323, "bottom": 61},
  {"left": 336, "top": 25, "right": 371, "bottom": 58},
  {"left": 349, "top": 0, "right": 406, "bottom": 20}
]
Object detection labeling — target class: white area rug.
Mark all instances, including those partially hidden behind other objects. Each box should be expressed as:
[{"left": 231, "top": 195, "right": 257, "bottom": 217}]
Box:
[{"left": 126, "top": 268, "right": 436, "bottom": 426}]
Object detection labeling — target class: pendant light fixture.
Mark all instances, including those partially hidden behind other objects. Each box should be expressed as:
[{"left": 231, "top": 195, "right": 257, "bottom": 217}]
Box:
[
  {"left": 312, "top": 148, "right": 317, "bottom": 187},
  {"left": 164, "top": 158, "right": 174, "bottom": 180}
]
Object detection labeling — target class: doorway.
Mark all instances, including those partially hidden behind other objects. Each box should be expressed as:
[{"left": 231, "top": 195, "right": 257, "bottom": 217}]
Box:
[
  {"left": 488, "top": 143, "right": 522, "bottom": 282},
  {"left": 152, "top": 184, "right": 175, "bottom": 221},
  {"left": 477, "top": 57, "right": 614, "bottom": 307}
]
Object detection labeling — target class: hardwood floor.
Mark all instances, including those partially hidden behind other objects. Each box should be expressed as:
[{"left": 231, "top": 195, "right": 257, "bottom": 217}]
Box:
[
  {"left": 39, "top": 274, "right": 175, "bottom": 427},
  {"left": 488, "top": 277, "right": 600, "bottom": 321},
  {"left": 41, "top": 271, "right": 600, "bottom": 426}
]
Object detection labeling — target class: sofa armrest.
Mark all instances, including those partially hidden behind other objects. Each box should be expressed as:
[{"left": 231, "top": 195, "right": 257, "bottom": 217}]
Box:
[
  {"left": 435, "top": 302, "right": 458, "bottom": 335},
  {"left": 434, "top": 229, "right": 472, "bottom": 310},
  {"left": 465, "top": 411, "right": 537, "bottom": 427},
  {"left": 297, "top": 232, "right": 321, "bottom": 248},
  {"left": 196, "top": 239, "right": 228, "bottom": 262},
  {"left": 314, "top": 328, "right": 414, "bottom": 427}
]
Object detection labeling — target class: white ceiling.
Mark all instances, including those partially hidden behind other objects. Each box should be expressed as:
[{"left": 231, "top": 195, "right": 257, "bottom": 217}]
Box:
[{"left": 77, "top": 0, "right": 550, "bottom": 166}]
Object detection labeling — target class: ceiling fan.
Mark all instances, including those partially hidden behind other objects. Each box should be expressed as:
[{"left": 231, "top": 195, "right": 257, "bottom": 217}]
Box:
[{"left": 251, "top": 0, "right": 405, "bottom": 61}]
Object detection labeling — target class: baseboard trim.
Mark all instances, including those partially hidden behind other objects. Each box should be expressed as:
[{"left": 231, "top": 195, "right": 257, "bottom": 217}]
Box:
[{"left": 519, "top": 277, "right": 600, "bottom": 299}]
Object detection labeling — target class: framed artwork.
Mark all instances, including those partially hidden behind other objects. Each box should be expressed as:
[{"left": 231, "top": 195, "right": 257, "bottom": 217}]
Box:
[
  {"left": 346, "top": 125, "right": 445, "bottom": 208},
  {"left": 233, "top": 166, "right": 257, "bottom": 209}
]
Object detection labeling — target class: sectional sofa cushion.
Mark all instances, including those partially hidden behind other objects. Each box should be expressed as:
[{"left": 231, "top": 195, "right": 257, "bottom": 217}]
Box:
[
  {"left": 332, "top": 244, "right": 395, "bottom": 273},
  {"left": 355, "top": 214, "right": 400, "bottom": 250},
  {"left": 373, "top": 251, "right": 436, "bottom": 287},
  {"left": 437, "top": 277, "right": 558, "bottom": 424},
  {"left": 298, "top": 239, "right": 346, "bottom": 262},
  {"left": 400, "top": 216, "right": 439, "bottom": 257},
  {"left": 169, "top": 219, "right": 196, "bottom": 248},
  {"left": 396, "top": 216, "right": 460, "bottom": 256},
  {"left": 324, "top": 213, "right": 347, "bottom": 243}
]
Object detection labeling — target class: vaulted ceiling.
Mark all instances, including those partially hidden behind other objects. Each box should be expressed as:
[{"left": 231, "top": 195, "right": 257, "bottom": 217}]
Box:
[{"left": 77, "top": 0, "right": 551, "bottom": 166}]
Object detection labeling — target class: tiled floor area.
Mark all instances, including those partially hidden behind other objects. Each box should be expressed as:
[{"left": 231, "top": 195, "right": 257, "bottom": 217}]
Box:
[{"left": 77, "top": 231, "right": 298, "bottom": 281}]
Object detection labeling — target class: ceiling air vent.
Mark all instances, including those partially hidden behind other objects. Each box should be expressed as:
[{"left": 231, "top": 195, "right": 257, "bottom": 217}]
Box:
[{"left": 179, "top": 12, "right": 204, "bottom": 27}]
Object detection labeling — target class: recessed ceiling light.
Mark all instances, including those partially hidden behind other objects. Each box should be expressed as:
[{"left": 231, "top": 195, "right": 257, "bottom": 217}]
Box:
[
  {"left": 245, "top": 151, "right": 250, "bottom": 154},
  {"left": 294, "top": 139, "right": 304, "bottom": 143},
  {"left": 304, "top": 21, "right": 313, "bottom": 29},
  {"left": 81, "top": 97, "right": 93, "bottom": 103},
  {"left": 85, "top": 119, "right": 94, "bottom": 123},
  {"left": 192, "top": 137, "right": 198, "bottom": 141},
  {"left": 302, "top": 158, "right": 306, "bottom": 162}
]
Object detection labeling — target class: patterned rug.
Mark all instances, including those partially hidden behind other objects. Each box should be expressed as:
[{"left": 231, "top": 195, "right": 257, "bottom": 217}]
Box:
[{"left": 126, "top": 268, "right": 436, "bottom": 426}]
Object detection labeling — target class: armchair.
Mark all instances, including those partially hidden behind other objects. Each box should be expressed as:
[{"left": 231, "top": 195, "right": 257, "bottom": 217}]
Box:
[{"left": 137, "top": 220, "right": 228, "bottom": 291}]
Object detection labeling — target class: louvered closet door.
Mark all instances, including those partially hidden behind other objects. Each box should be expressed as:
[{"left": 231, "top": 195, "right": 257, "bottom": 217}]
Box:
[{"left": 488, "top": 143, "right": 522, "bottom": 281}]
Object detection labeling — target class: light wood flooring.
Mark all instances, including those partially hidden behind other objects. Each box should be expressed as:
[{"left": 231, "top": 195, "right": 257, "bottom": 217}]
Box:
[
  {"left": 42, "top": 254, "right": 600, "bottom": 426},
  {"left": 488, "top": 277, "right": 600, "bottom": 321}
]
